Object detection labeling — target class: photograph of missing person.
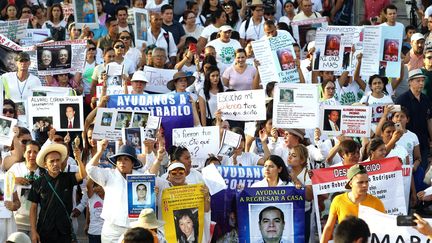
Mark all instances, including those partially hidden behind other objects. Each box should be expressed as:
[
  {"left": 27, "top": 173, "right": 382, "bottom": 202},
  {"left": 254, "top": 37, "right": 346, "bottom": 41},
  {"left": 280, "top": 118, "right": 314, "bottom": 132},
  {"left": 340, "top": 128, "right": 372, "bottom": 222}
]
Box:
[
  {"left": 279, "top": 89, "right": 294, "bottom": 103},
  {"left": 56, "top": 46, "right": 72, "bottom": 68},
  {"left": 0, "top": 118, "right": 12, "bottom": 136},
  {"left": 101, "top": 112, "right": 113, "bottom": 126},
  {"left": 324, "top": 34, "right": 341, "bottom": 56},
  {"left": 132, "top": 182, "right": 151, "bottom": 205},
  {"left": 174, "top": 208, "right": 199, "bottom": 243},
  {"left": 74, "top": 0, "right": 97, "bottom": 23},
  {"left": 59, "top": 103, "right": 80, "bottom": 129},
  {"left": 298, "top": 26, "right": 316, "bottom": 50},
  {"left": 277, "top": 49, "right": 295, "bottom": 71},
  {"left": 37, "top": 46, "right": 72, "bottom": 70},
  {"left": 115, "top": 111, "right": 133, "bottom": 130},
  {"left": 135, "top": 12, "right": 148, "bottom": 41},
  {"left": 37, "top": 47, "right": 53, "bottom": 70},
  {"left": 32, "top": 116, "right": 52, "bottom": 144},
  {"left": 218, "top": 144, "right": 236, "bottom": 157},
  {"left": 125, "top": 128, "right": 142, "bottom": 154},
  {"left": 0, "top": 49, "right": 18, "bottom": 73},
  {"left": 100, "top": 141, "right": 116, "bottom": 168},
  {"left": 132, "top": 112, "right": 149, "bottom": 127},
  {"left": 342, "top": 47, "right": 351, "bottom": 70},
  {"left": 379, "top": 61, "right": 387, "bottom": 77},
  {"left": 16, "top": 102, "right": 25, "bottom": 116},
  {"left": 382, "top": 39, "right": 399, "bottom": 62},
  {"left": 323, "top": 109, "right": 341, "bottom": 131},
  {"left": 143, "top": 128, "right": 156, "bottom": 140},
  {"left": 108, "top": 75, "right": 122, "bottom": 86},
  {"left": 249, "top": 203, "right": 293, "bottom": 243}
]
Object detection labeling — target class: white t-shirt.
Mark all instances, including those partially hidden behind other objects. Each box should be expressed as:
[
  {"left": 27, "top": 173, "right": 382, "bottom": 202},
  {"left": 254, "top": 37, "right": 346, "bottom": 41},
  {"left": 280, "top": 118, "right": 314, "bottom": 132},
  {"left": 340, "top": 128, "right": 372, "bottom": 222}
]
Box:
[
  {"left": 297, "top": 167, "right": 312, "bottom": 211},
  {"left": 396, "top": 130, "right": 420, "bottom": 165},
  {"left": 1, "top": 72, "right": 41, "bottom": 102},
  {"left": 145, "top": 0, "right": 168, "bottom": 12},
  {"left": 206, "top": 38, "right": 242, "bottom": 74},
  {"left": 238, "top": 17, "right": 265, "bottom": 40},
  {"left": 183, "top": 25, "right": 205, "bottom": 40},
  {"left": 199, "top": 90, "right": 218, "bottom": 119},
  {"left": 334, "top": 79, "right": 364, "bottom": 105},
  {"left": 221, "top": 152, "right": 262, "bottom": 166},
  {"left": 200, "top": 24, "right": 219, "bottom": 41},
  {"left": 124, "top": 47, "right": 142, "bottom": 70},
  {"left": 359, "top": 94, "right": 393, "bottom": 105},
  {"left": 88, "top": 194, "right": 104, "bottom": 235}
]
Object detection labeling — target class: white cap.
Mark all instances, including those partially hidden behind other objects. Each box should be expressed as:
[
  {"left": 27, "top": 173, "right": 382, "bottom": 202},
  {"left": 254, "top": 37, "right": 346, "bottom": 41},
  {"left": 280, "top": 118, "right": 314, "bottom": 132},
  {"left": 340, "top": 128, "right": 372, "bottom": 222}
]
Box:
[
  {"left": 131, "top": 71, "right": 148, "bottom": 82},
  {"left": 168, "top": 162, "right": 185, "bottom": 172},
  {"left": 411, "top": 33, "right": 425, "bottom": 42},
  {"left": 219, "top": 25, "right": 233, "bottom": 32}
]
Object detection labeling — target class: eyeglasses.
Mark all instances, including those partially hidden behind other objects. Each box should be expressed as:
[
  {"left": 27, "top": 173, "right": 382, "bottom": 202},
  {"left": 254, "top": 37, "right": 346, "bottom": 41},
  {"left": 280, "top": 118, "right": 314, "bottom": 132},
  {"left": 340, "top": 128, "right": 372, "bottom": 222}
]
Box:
[
  {"left": 20, "top": 139, "right": 30, "bottom": 145},
  {"left": 426, "top": 56, "right": 432, "bottom": 59},
  {"left": 170, "top": 170, "right": 185, "bottom": 176},
  {"left": 3, "top": 108, "right": 14, "bottom": 114},
  {"left": 114, "top": 44, "right": 125, "bottom": 49},
  {"left": 120, "top": 36, "right": 131, "bottom": 40},
  {"left": 88, "top": 47, "right": 96, "bottom": 51},
  {"left": 254, "top": 8, "right": 264, "bottom": 12}
]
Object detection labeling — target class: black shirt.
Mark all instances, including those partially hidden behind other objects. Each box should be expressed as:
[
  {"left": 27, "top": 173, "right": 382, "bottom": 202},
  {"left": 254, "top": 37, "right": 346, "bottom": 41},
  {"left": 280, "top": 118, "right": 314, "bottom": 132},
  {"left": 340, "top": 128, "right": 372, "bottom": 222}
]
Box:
[
  {"left": 28, "top": 172, "right": 79, "bottom": 235},
  {"left": 162, "top": 21, "right": 186, "bottom": 45}
]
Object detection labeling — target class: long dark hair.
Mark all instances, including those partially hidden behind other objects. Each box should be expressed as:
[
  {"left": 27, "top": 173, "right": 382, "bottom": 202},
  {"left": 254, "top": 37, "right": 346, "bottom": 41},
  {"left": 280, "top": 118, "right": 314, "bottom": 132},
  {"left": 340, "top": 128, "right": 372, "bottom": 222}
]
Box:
[
  {"left": 203, "top": 66, "right": 224, "bottom": 100},
  {"left": 169, "top": 145, "right": 189, "bottom": 162},
  {"left": 202, "top": 0, "right": 222, "bottom": 18},
  {"left": 200, "top": 55, "right": 217, "bottom": 72},
  {"left": 223, "top": 1, "right": 240, "bottom": 28},
  {"left": 368, "top": 75, "right": 388, "bottom": 95},
  {"left": 174, "top": 209, "right": 198, "bottom": 243},
  {"left": 267, "top": 155, "right": 291, "bottom": 183},
  {"left": 48, "top": 3, "right": 64, "bottom": 22}
]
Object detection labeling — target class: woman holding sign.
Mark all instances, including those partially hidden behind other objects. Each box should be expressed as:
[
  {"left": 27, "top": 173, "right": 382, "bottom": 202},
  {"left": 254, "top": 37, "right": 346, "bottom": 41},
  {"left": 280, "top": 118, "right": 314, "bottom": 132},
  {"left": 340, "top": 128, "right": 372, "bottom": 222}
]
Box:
[
  {"left": 251, "top": 155, "right": 293, "bottom": 187},
  {"left": 222, "top": 49, "right": 257, "bottom": 91},
  {"left": 198, "top": 65, "right": 225, "bottom": 126}
]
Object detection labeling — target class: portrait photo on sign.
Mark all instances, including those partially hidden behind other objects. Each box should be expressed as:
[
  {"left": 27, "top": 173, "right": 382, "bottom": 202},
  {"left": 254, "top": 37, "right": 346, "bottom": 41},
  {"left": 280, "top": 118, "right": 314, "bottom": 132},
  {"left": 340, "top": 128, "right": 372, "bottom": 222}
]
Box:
[
  {"left": 0, "top": 118, "right": 12, "bottom": 136},
  {"left": 324, "top": 34, "right": 341, "bottom": 56},
  {"left": 277, "top": 49, "right": 295, "bottom": 71},
  {"left": 124, "top": 128, "right": 142, "bottom": 154},
  {"left": 15, "top": 102, "right": 25, "bottom": 116},
  {"left": 55, "top": 46, "right": 72, "bottom": 68},
  {"left": 115, "top": 111, "right": 133, "bottom": 130},
  {"left": 73, "top": 0, "right": 97, "bottom": 25},
  {"left": 132, "top": 182, "right": 150, "bottom": 205},
  {"left": 218, "top": 144, "right": 236, "bottom": 157},
  {"left": 298, "top": 26, "right": 316, "bottom": 50},
  {"left": 32, "top": 116, "right": 52, "bottom": 143},
  {"left": 59, "top": 103, "right": 80, "bottom": 129},
  {"left": 135, "top": 11, "right": 148, "bottom": 41},
  {"left": 323, "top": 109, "right": 341, "bottom": 132},
  {"left": 174, "top": 208, "right": 199, "bottom": 243},
  {"left": 143, "top": 128, "right": 156, "bottom": 140},
  {"left": 100, "top": 141, "right": 116, "bottom": 168},
  {"left": 0, "top": 48, "right": 18, "bottom": 73},
  {"left": 279, "top": 89, "right": 294, "bottom": 103},
  {"left": 249, "top": 203, "right": 293, "bottom": 243},
  {"left": 382, "top": 39, "right": 399, "bottom": 62},
  {"left": 132, "top": 112, "right": 149, "bottom": 127},
  {"left": 101, "top": 111, "right": 113, "bottom": 126},
  {"left": 37, "top": 47, "right": 54, "bottom": 70}
]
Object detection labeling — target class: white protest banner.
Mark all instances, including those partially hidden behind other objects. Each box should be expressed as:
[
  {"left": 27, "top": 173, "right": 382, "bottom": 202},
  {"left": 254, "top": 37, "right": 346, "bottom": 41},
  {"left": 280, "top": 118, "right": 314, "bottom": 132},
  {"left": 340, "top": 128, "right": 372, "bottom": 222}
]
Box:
[
  {"left": 93, "top": 108, "right": 133, "bottom": 141},
  {"left": 20, "top": 29, "right": 51, "bottom": 47},
  {"left": 172, "top": 126, "right": 220, "bottom": 159},
  {"left": 217, "top": 130, "right": 241, "bottom": 157},
  {"left": 132, "top": 8, "right": 149, "bottom": 49},
  {"left": 36, "top": 40, "right": 86, "bottom": 75},
  {"left": 143, "top": 116, "right": 161, "bottom": 141},
  {"left": 0, "top": 19, "right": 28, "bottom": 41},
  {"left": 291, "top": 18, "right": 328, "bottom": 58},
  {"left": 73, "top": 0, "right": 99, "bottom": 29},
  {"left": 252, "top": 34, "right": 299, "bottom": 85},
  {"left": 312, "top": 158, "right": 407, "bottom": 239},
  {"left": 95, "top": 85, "right": 132, "bottom": 97},
  {"left": 359, "top": 206, "right": 431, "bottom": 242},
  {"left": 361, "top": 25, "right": 403, "bottom": 78},
  {"left": 27, "top": 96, "right": 84, "bottom": 132},
  {"left": 217, "top": 89, "right": 266, "bottom": 121},
  {"left": 320, "top": 105, "right": 372, "bottom": 137},
  {"left": 313, "top": 26, "right": 362, "bottom": 72},
  {"left": 32, "top": 86, "right": 73, "bottom": 96},
  {"left": 273, "top": 83, "right": 319, "bottom": 128},
  {"left": 0, "top": 116, "right": 17, "bottom": 146},
  {"left": 143, "top": 66, "right": 176, "bottom": 93},
  {"left": 0, "top": 34, "right": 24, "bottom": 51}
]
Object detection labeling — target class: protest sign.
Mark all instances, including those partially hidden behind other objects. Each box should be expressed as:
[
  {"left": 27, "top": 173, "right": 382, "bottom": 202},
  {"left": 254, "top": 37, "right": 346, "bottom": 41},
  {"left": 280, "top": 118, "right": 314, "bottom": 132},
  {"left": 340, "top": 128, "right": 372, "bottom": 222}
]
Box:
[
  {"left": 132, "top": 8, "right": 149, "bottom": 49},
  {"left": 0, "top": 173, "right": 12, "bottom": 218},
  {"left": 143, "top": 116, "right": 161, "bottom": 140},
  {"left": 73, "top": 0, "right": 99, "bottom": 29},
  {"left": 99, "top": 141, "right": 117, "bottom": 168},
  {"left": 320, "top": 105, "right": 372, "bottom": 137},
  {"left": 252, "top": 34, "right": 299, "bottom": 85},
  {"left": 27, "top": 96, "right": 84, "bottom": 132},
  {"left": 273, "top": 83, "right": 320, "bottom": 129},
  {"left": 162, "top": 184, "right": 205, "bottom": 243},
  {"left": 211, "top": 166, "right": 264, "bottom": 242},
  {"left": 359, "top": 206, "right": 432, "bottom": 242},
  {"left": 32, "top": 86, "right": 74, "bottom": 97},
  {"left": 62, "top": 3, "right": 74, "bottom": 22},
  {"left": 291, "top": 18, "right": 328, "bottom": 58},
  {"left": 313, "top": 26, "right": 362, "bottom": 72},
  {"left": 217, "top": 89, "right": 266, "bottom": 121},
  {"left": 96, "top": 85, "right": 132, "bottom": 98},
  {"left": 93, "top": 108, "right": 133, "bottom": 140},
  {"left": 172, "top": 126, "right": 220, "bottom": 159},
  {"left": 127, "top": 174, "right": 156, "bottom": 218},
  {"left": 36, "top": 40, "right": 86, "bottom": 75},
  {"left": 107, "top": 93, "right": 194, "bottom": 148},
  {"left": 312, "top": 158, "right": 407, "bottom": 238},
  {"left": 237, "top": 187, "right": 305, "bottom": 243},
  {"left": 143, "top": 66, "right": 177, "bottom": 93},
  {"left": 0, "top": 34, "right": 27, "bottom": 74},
  {"left": 20, "top": 29, "right": 51, "bottom": 47},
  {"left": 122, "top": 128, "right": 144, "bottom": 154},
  {"left": 0, "top": 19, "right": 28, "bottom": 41},
  {"left": 218, "top": 130, "right": 241, "bottom": 157},
  {"left": 0, "top": 115, "right": 17, "bottom": 146},
  {"left": 361, "top": 25, "right": 403, "bottom": 78}
]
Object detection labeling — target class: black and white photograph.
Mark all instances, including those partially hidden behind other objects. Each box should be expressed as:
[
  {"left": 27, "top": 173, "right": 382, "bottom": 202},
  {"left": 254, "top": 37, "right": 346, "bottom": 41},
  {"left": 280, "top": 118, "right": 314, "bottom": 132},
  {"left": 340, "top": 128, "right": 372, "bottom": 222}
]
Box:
[{"left": 279, "top": 89, "right": 294, "bottom": 103}]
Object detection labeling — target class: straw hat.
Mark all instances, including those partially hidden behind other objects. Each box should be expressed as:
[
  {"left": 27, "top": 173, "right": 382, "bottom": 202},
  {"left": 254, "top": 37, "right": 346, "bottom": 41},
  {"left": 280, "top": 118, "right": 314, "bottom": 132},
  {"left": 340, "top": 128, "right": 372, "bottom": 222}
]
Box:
[
  {"left": 36, "top": 143, "right": 68, "bottom": 168},
  {"left": 130, "top": 208, "right": 165, "bottom": 229},
  {"left": 166, "top": 71, "right": 195, "bottom": 91}
]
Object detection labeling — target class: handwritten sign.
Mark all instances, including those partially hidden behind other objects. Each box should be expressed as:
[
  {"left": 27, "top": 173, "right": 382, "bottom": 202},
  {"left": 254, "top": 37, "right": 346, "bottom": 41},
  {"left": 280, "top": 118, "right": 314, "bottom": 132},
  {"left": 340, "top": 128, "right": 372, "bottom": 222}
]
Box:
[
  {"left": 143, "top": 66, "right": 177, "bottom": 93},
  {"left": 217, "top": 89, "right": 266, "bottom": 121},
  {"left": 172, "top": 126, "right": 220, "bottom": 159}
]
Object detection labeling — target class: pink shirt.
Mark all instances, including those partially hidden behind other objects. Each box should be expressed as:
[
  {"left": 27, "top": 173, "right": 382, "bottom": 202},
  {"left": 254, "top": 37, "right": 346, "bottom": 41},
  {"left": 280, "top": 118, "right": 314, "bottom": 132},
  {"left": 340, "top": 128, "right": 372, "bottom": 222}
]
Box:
[
  {"left": 408, "top": 49, "right": 424, "bottom": 71},
  {"left": 222, "top": 65, "right": 256, "bottom": 91}
]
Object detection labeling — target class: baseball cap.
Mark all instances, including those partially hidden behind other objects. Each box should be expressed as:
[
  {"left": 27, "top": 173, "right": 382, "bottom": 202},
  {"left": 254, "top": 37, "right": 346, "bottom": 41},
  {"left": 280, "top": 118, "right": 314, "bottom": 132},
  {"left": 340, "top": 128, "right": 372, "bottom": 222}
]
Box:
[
  {"left": 15, "top": 52, "right": 30, "bottom": 62},
  {"left": 345, "top": 164, "right": 368, "bottom": 189},
  {"left": 411, "top": 33, "right": 425, "bottom": 42}
]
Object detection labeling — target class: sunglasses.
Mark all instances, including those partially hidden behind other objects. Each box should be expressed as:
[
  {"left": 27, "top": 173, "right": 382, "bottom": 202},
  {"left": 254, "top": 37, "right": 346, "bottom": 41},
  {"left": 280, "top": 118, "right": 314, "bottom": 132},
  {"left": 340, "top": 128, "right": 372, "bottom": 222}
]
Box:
[
  {"left": 88, "top": 47, "right": 96, "bottom": 51},
  {"left": 426, "top": 56, "right": 432, "bottom": 59},
  {"left": 3, "top": 108, "right": 14, "bottom": 114},
  {"left": 170, "top": 170, "right": 185, "bottom": 176},
  {"left": 114, "top": 44, "right": 125, "bottom": 49},
  {"left": 120, "top": 36, "right": 131, "bottom": 40},
  {"left": 20, "top": 139, "right": 30, "bottom": 145}
]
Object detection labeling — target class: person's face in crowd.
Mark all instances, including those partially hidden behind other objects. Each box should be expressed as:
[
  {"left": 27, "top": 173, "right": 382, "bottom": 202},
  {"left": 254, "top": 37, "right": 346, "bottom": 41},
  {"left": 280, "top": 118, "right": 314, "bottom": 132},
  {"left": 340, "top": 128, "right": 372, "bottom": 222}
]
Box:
[
  {"left": 328, "top": 110, "right": 339, "bottom": 123},
  {"left": 209, "top": 70, "right": 220, "bottom": 86},
  {"left": 87, "top": 44, "right": 97, "bottom": 59},
  {"left": 342, "top": 148, "right": 360, "bottom": 165},
  {"left": 288, "top": 148, "right": 305, "bottom": 168},
  {"left": 392, "top": 111, "right": 409, "bottom": 128},
  {"left": 136, "top": 184, "right": 147, "bottom": 200},
  {"left": 132, "top": 80, "right": 146, "bottom": 93},
  {"left": 70, "top": 26, "right": 80, "bottom": 39},
  {"left": 263, "top": 159, "right": 282, "bottom": 181},
  {"left": 406, "top": 29, "right": 416, "bottom": 40},
  {"left": 428, "top": 17, "right": 432, "bottom": 31},
  {"left": 185, "top": 12, "right": 196, "bottom": 25},
  {"left": 216, "top": 12, "right": 227, "bottom": 25},
  {"left": 349, "top": 173, "right": 369, "bottom": 195},
  {"left": 51, "top": 6, "right": 62, "bottom": 20},
  {"left": 252, "top": 6, "right": 264, "bottom": 19},
  {"left": 321, "top": 71, "right": 334, "bottom": 82},
  {"left": 424, "top": 52, "right": 432, "bottom": 70},
  {"left": 370, "top": 143, "right": 386, "bottom": 160},
  {"left": 209, "top": 0, "right": 219, "bottom": 7},
  {"left": 87, "top": 128, "right": 97, "bottom": 148},
  {"left": 24, "top": 144, "right": 40, "bottom": 166},
  {"left": 169, "top": 168, "right": 186, "bottom": 185},
  {"left": 202, "top": 63, "right": 212, "bottom": 75},
  {"left": 191, "top": 3, "right": 199, "bottom": 15},
  {"left": 162, "top": 9, "right": 174, "bottom": 23},
  {"left": 234, "top": 140, "right": 245, "bottom": 155},
  {"left": 259, "top": 209, "right": 285, "bottom": 242},
  {"left": 264, "top": 24, "right": 277, "bottom": 38},
  {"left": 119, "top": 32, "right": 132, "bottom": 47},
  {"left": 45, "top": 151, "right": 62, "bottom": 177},
  {"left": 114, "top": 41, "right": 126, "bottom": 56},
  {"left": 305, "top": 29, "right": 316, "bottom": 43},
  {"left": 221, "top": 120, "right": 230, "bottom": 130},
  {"left": 178, "top": 150, "right": 192, "bottom": 174},
  {"left": 381, "top": 126, "right": 395, "bottom": 143},
  {"left": 42, "top": 50, "right": 52, "bottom": 66},
  {"left": 385, "top": 8, "right": 397, "bottom": 24},
  {"left": 323, "top": 81, "right": 335, "bottom": 99},
  {"left": 174, "top": 77, "right": 189, "bottom": 92},
  {"left": 5, "top": 52, "right": 17, "bottom": 72},
  {"left": 284, "top": 2, "right": 295, "bottom": 15},
  {"left": 235, "top": 52, "right": 246, "bottom": 66},
  {"left": 150, "top": 13, "right": 163, "bottom": 30},
  {"left": 179, "top": 215, "right": 194, "bottom": 237},
  {"left": 264, "top": 119, "right": 273, "bottom": 134},
  {"left": 204, "top": 47, "right": 216, "bottom": 57},
  {"left": 223, "top": 4, "right": 233, "bottom": 14},
  {"left": 293, "top": 46, "right": 301, "bottom": 59},
  {"left": 220, "top": 30, "right": 232, "bottom": 42},
  {"left": 108, "top": 20, "right": 119, "bottom": 36},
  {"left": 283, "top": 131, "right": 299, "bottom": 148},
  {"left": 3, "top": 104, "right": 15, "bottom": 118},
  {"left": 116, "top": 155, "right": 134, "bottom": 174},
  {"left": 409, "top": 77, "right": 425, "bottom": 94},
  {"left": 59, "top": 49, "right": 69, "bottom": 64},
  {"left": 134, "top": 0, "right": 144, "bottom": 8},
  {"left": 245, "top": 42, "right": 254, "bottom": 57},
  {"left": 66, "top": 106, "right": 75, "bottom": 119},
  {"left": 301, "top": 0, "right": 313, "bottom": 15},
  {"left": 96, "top": 0, "right": 103, "bottom": 13},
  {"left": 264, "top": 11, "right": 275, "bottom": 21},
  {"left": 370, "top": 77, "right": 384, "bottom": 94},
  {"left": 152, "top": 50, "right": 166, "bottom": 67},
  {"left": 35, "top": 8, "right": 44, "bottom": 20},
  {"left": 21, "top": 6, "right": 32, "bottom": 20},
  {"left": 116, "top": 10, "right": 128, "bottom": 24},
  {"left": 18, "top": 134, "right": 32, "bottom": 150},
  {"left": 57, "top": 73, "right": 69, "bottom": 84},
  {"left": 412, "top": 39, "right": 425, "bottom": 55},
  {"left": 6, "top": 5, "right": 17, "bottom": 19},
  {"left": 103, "top": 50, "right": 116, "bottom": 63}
]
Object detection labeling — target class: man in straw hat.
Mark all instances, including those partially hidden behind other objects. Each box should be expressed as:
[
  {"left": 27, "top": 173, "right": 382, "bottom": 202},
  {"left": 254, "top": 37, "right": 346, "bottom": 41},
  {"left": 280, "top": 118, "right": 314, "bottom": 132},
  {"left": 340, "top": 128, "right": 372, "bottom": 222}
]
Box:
[
  {"left": 28, "top": 143, "right": 86, "bottom": 243},
  {"left": 239, "top": 0, "right": 265, "bottom": 46},
  {"left": 320, "top": 164, "right": 385, "bottom": 243},
  {"left": 118, "top": 208, "right": 166, "bottom": 243}
]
